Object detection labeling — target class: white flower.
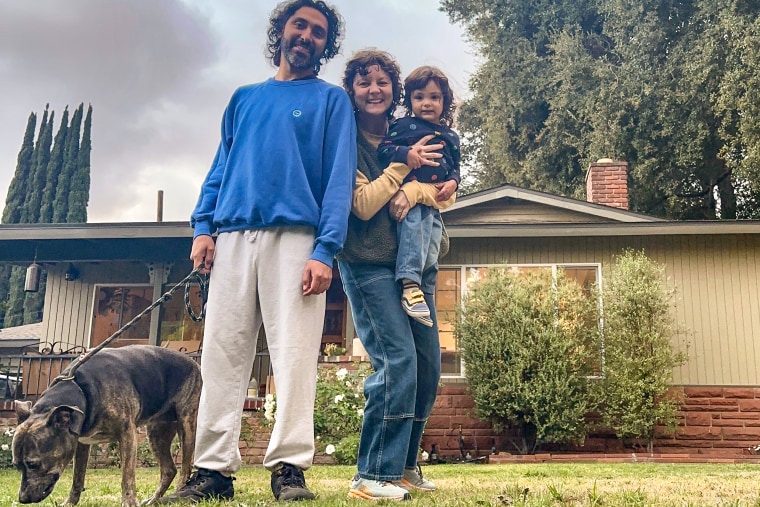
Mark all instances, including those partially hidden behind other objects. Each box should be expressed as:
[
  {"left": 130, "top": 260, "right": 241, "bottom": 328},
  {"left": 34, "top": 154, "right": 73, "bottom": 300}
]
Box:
[
  {"left": 264, "top": 394, "right": 277, "bottom": 422},
  {"left": 334, "top": 394, "right": 345, "bottom": 403},
  {"left": 346, "top": 381, "right": 352, "bottom": 387},
  {"left": 1, "top": 444, "right": 8, "bottom": 451},
  {"left": 421, "top": 451, "right": 429, "bottom": 461},
  {"left": 357, "top": 408, "right": 364, "bottom": 417},
  {"left": 335, "top": 368, "right": 348, "bottom": 381},
  {"left": 325, "top": 444, "right": 336, "bottom": 455}
]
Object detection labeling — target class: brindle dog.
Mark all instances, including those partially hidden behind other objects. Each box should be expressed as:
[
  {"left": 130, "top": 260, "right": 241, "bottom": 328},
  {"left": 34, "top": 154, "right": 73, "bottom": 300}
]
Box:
[{"left": 12, "top": 345, "right": 202, "bottom": 507}]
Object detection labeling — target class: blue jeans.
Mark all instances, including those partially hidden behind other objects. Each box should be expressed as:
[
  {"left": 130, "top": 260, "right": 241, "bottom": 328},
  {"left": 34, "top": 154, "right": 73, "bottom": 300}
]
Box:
[
  {"left": 396, "top": 205, "right": 441, "bottom": 285},
  {"left": 338, "top": 259, "right": 442, "bottom": 481}
]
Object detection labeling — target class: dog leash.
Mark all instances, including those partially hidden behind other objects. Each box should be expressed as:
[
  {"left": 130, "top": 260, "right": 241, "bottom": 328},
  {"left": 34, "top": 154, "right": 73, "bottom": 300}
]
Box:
[{"left": 49, "top": 267, "right": 208, "bottom": 387}]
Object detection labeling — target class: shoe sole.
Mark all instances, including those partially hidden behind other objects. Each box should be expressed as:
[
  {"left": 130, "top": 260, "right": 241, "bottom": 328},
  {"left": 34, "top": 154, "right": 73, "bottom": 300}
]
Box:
[
  {"left": 348, "top": 489, "right": 410, "bottom": 501},
  {"left": 411, "top": 316, "right": 434, "bottom": 327},
  {"left": 277, "top": 490, "right": 316, "bottom": 501},
  {"left": 398, "top": 478, "right": 436, "bottom": 491},
  {"left": 402, "top": 305, "right": 431, "bottom": 318}
]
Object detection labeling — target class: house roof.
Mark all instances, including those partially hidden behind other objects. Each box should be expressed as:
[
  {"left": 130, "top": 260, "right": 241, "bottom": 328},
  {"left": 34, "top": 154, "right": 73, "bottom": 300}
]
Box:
[
  {"left": 0, "top": 322, "right": 42, "bottom": 347},
  {"left": 2, "top": 184, "right": 760, "bottom": 264},
  {"left": 443, "top": 185, "right": 663, "bottom": 222},
  {"left": 445, "top": 220, "right": 760, "bottom": 238},
  {"left": 0, "top": 222, "right": 193, "bottom": 263}
]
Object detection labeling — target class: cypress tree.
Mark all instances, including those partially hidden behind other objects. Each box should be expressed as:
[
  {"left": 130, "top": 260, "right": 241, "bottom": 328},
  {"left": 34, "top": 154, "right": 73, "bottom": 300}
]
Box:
[
  {"left": 2, "top": 112, "right": 37, "bottom": 224},
  {"left": 0, "top": 111, "right": 36, "bottom": 327},
  {"left": 3, "top": 267, "right": 27, "bottom": 327},
  {"left": 39, "top": 107, "right": 69, "bottom": 224},
  {"left": 21, "top": 106, "right": 56, "bottom": 324},
  {"left": 21, "top": 105, "right": 54, "bottom": 224},
  {"left": 66, "top": 104, "right": 92, "bottom": 223},
  {"left": 52, "top": 104, "right": 83, "bottom": 223}
]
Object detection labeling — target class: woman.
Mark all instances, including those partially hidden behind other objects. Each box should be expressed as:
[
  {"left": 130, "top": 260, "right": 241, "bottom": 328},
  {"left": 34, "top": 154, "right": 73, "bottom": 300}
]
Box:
[{"left": 338, "top": 49, "right": 448, "bottom": 501}]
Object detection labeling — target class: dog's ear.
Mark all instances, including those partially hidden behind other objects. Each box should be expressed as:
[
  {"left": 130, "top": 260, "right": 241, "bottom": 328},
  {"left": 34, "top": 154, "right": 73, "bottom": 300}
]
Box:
[
  {"left": 14, "top": 400, "right": 33, "bottom": 423},
  {"left": 47, "top": 405, "right": 86, "bottom": 435}
]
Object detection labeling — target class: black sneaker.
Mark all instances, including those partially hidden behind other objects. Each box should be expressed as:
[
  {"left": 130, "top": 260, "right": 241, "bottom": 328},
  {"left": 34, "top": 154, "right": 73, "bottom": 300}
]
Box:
[
  {"left": 157, "top": 468, "right": 235, "bottom": 504},
  {"left": 271, "top": 463, "right": 316, "bottom": 501}
]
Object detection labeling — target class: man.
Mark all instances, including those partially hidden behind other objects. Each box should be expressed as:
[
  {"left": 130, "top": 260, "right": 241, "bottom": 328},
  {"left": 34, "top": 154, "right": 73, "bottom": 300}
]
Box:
[{"left": 160, "top": 0, "right": 355, "bottom": 503}]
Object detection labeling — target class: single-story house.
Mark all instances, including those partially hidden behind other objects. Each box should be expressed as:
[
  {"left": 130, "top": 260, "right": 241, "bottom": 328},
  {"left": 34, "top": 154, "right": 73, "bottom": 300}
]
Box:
[{"left": 2, "top": 159, "right": 760, "bottom": 460}]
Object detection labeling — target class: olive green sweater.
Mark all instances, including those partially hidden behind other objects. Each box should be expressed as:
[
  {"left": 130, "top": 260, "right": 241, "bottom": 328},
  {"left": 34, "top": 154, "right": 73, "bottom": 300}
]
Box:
[{"left": 337, "top": 131, "right": 449, "bottom": 266}]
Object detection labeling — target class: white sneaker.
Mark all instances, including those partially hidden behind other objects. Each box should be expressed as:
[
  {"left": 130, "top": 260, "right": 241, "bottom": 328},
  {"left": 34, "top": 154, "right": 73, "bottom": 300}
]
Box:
[
  {"left": 396, "top": 466, "right": 436, "bottom": 492},
  {"left": 348, "top": 475, "right": 411, "bottom": 501}
]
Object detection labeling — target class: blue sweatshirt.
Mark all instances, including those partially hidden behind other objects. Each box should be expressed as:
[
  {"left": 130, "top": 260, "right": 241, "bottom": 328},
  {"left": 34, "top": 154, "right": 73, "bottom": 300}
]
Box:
[{"left": 191, "top": 78, "right": 357, "bottom": 267}]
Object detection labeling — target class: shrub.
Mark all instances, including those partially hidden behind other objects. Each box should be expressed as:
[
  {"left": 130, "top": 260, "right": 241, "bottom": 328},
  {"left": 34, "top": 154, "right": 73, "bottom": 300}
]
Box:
[
  {"left": 456, "top": 268, "right": 600, "bottom": 454},
  {"left": 0, "top": 428, "right": 13, "bottom": 469},
  {"left": 596, "top": 249, "right": 687, "bottom": 452},
  {"left": 264, "top": 363, "right": 370, "bottom": 464}
]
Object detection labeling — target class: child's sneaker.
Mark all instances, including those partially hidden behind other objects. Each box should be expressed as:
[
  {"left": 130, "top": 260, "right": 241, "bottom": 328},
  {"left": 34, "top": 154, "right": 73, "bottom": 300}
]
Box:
[
  {"left": 396, "top": 465, "right": 436, "bottom": 492},
  {"left": 401, "top": 285, "right": 430, "bottom": 318},
  {"left": 348, "top": 475, "right": 411, "bottom": 501},
  {"left": 411, "top": 315, "right": 434, "bottom": 328}
]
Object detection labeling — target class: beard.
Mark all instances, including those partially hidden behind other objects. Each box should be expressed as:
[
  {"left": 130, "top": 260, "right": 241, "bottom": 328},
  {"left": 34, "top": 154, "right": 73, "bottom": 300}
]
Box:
[{"left": 281, "top": 36, "right": 320, "bottom": 71}]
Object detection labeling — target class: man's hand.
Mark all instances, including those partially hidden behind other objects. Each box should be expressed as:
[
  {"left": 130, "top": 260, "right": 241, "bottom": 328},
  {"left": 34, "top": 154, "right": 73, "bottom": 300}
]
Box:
[
  {"left": 190, "top": 235, "right": 215, "bottom": 274},
  {"left": 435, "top": 180, "right": 458, "bottom": 202},
  {"left": 302, "top": 259, "right": 333, "bottom": 296}
]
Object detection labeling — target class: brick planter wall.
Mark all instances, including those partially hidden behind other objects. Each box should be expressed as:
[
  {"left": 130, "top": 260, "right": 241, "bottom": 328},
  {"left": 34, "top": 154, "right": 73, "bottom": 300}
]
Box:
[
  {"left": 419, "top": 385, "right": 760, "bottom": 460},
  {"left": 5, "top": 383, "right": 760, "bottom": 465}
]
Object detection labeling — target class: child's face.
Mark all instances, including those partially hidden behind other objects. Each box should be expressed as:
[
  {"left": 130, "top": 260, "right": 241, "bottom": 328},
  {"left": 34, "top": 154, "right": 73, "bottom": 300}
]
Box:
[{"left": 410, "top": 80, "right": 444, "bottom": 123}]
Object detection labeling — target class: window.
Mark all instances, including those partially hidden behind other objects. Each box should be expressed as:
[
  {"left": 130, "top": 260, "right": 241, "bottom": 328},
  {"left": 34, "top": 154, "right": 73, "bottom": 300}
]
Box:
[
  {"left": 91, "top": 286, "right": 154, "bottom": 347},
  {"left": 159, "top": 283, "right": 205, "bottom": 352},
  {"left": 435, "top": 264, "right": 601, "bottom": 377}
]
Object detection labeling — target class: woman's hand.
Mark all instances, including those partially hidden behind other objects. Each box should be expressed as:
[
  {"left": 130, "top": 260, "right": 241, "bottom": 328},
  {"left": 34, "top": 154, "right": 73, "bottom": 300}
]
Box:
[
  {"left": 389, "top": 190, "right": 411, "bottom": 222},
  {"left": 409, "top": 135, "right": 443, "bottom": 168}
]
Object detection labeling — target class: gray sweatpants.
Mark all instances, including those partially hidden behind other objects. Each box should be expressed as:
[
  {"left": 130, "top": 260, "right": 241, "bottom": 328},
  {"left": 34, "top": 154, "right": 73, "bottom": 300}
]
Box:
[{"left": 193, "top": 227, "right": 326, "bottom": 473}]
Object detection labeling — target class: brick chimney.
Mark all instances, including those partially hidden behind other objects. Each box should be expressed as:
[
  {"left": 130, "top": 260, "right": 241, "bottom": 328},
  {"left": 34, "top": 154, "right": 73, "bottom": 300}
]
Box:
[{"left": 585, "top": 158, "right": 629, "bottom": 210}]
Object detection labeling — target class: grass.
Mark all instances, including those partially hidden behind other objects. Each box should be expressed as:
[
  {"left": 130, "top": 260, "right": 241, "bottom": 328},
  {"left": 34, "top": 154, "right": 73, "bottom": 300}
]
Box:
[{"left": 2, "top": 463, "right": 760, "bottom": 506}]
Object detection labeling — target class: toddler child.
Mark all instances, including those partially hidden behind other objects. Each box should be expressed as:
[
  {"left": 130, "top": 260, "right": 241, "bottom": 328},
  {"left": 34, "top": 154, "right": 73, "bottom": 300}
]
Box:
[{"left": 378, "top": 65, "right": 460, "bottom": 326}]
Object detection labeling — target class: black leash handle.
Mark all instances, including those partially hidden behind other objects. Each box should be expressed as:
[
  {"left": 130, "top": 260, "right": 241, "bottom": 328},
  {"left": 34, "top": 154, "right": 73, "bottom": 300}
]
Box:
[{"left": 50, "top": 267, "right": 208, "bottom": 387}]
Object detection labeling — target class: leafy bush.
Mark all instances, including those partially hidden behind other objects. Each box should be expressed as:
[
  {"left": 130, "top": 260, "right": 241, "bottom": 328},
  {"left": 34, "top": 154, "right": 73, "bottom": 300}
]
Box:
[
  {"left": 596, "top": 249, "right": 687, "bottom": 451},
  {"left": 0, "top": 428, "right": 13, "bottom": 469},
  {"left": 456, "top": 268, "right": 600, "bottom": 453},
  {"left": 264, "top": 364, "right": 370, "bottom": 464}
]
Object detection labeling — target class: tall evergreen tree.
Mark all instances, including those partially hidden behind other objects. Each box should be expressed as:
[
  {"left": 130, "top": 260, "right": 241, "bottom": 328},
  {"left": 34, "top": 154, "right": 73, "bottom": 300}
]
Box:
[
  {"left": 0, "top": 112, "right": 37, "bottom": 327},
  {"left": 52, "top": 103, "right": 83, "bottom": 223},
  {"left": 2, "top": 112, "right": 37, "bottom": 224},
  {"left": 21, "top": 105, "right": 54, "bottom": 224},
  {"left": 441, "top": 0, "right": 759, "bottom": 219},
  {"left": 66, "top": 104, "right": 92, "bottom": 223},
  {"left": 39, "top": 107, "right": 69, "bottom": 224},
  {"left": 3, "top": 267, "right": 26, "bottom": 328}
]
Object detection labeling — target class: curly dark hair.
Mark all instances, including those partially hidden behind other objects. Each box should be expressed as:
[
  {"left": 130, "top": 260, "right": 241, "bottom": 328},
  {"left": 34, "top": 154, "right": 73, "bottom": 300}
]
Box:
[
  {"left": 266, "top": 0, "right": 344, "bottom": 76},
  {"left": 402, "top": 66, "right": 456, "bottom": 127},
  {"left": 342, "top": 49, "right": 402, "bottom": 121}
]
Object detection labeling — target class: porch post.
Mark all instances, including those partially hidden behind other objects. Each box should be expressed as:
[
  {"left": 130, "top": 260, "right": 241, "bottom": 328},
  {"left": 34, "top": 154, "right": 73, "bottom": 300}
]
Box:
[{"left": 146, "top": 262, "right": 173, "bottom": 346}]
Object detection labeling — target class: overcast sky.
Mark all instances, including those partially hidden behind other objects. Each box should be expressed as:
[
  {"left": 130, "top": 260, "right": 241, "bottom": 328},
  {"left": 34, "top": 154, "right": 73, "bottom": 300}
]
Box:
[{"left": 0, "top": 0, "right": 477, "bottom": 223}]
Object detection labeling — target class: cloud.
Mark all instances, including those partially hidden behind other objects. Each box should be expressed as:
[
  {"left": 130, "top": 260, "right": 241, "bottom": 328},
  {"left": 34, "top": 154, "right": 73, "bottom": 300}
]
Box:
[{"left": 0, "top": 0, "right": 475, "bottom": 223}]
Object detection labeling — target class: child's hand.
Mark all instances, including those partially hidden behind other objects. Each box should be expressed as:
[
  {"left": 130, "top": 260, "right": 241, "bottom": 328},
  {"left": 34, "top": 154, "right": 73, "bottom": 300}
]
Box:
[
  {"left": 408, "top": 135, "right": 442, "bottom": 168},
  {"left": 406, "top": 149, "right": 424, "bottom": 170},
  {"left": 435, "top": 180, "right": 458, "bottom": 202}
]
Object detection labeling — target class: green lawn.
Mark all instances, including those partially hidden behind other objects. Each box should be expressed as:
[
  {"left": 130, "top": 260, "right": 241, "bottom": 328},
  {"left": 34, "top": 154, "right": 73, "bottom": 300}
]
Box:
[{"left": 1, "top": 463, "right": 760, "bottom": 506}]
